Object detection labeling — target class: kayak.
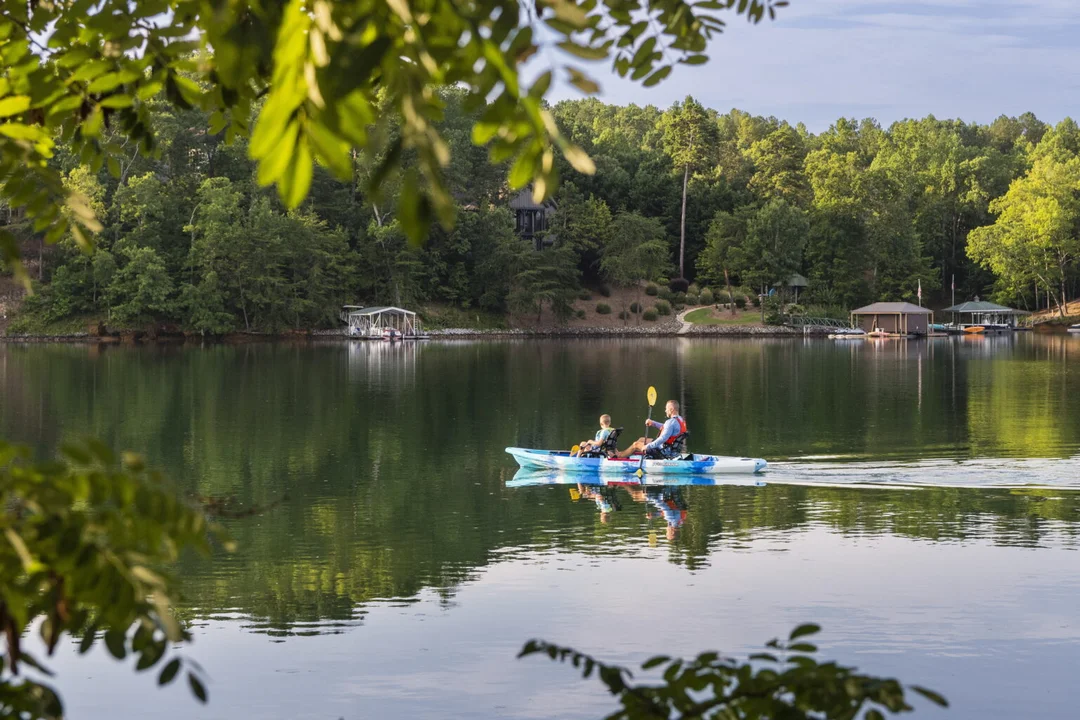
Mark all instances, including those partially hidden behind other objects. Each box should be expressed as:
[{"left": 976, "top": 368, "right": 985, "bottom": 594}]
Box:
[
  {"left": 505, "top": 447, "right": 767, "bottom": 475},
  {"left": 507, "top": 468, "right": 766, "bottom": 488}
]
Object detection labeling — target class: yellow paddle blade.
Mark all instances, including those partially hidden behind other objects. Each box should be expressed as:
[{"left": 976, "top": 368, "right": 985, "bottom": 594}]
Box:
[
  {"left": 569, "top": 488, "right": 581, "bottom": 501},
  {"left": 647, "top": 386, "right": 657, "bottom": 406},
  {"left": 570, "top": 444, "right": 580, "bottom": 456},
  {"left": 648, "top": 531, "right": 658, "bottom": 547}
]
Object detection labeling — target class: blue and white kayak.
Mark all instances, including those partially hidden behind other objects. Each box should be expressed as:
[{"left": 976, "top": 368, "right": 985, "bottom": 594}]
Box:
[
  {"left": 507, "top": 468, "right": 766, "bottom": 488},
  {"left": 505, "top": 447, "right": 767, "bottom": 475}
]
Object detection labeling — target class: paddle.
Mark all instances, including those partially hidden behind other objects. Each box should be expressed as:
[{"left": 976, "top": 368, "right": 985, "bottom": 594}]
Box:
[
  {"left": 570, "top": 444, "right": 581, "bottom": 457},
  {"left": 636, "top": 386, "right": 657, "bottom": 478}
]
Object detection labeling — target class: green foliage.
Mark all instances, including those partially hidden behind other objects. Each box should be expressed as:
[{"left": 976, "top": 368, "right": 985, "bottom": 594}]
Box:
[
  {"left": 618, "top": 310, "right": 629, "bottom": 320},
  {"left": 509, "top": 245, "right": 579, "bottom": 322},
  {"left": 642, "top": 309, "right": 658, "bottom": 321},
  {"left": 596, "top": 302, "right": 612, "bottom": 315},
  {"left": 630, "top": 302, "right": 642, "bottom": 314},
  {"left": 700, "top": 287, "right": 714, "bottom": 304},
  {"left": 658, "top": 288, "right": 674, "bottom": 302},
  {"left": 685, "top": 294, "right": 699, "bottom": 305},
  {"left": 578, "top": 289, "right": 592, "bottom": 301},
  {"left": 735, "top": 296, "right": 747, "bottom": 310},
  {"left": 520, "top": 625, "right": 947, "bottom": 720},
  {"left": 763, "top": 295, "right": 783, "bottom": 325},
  {"left": 645, "top": 283, "right": 659, "bottom": 296},
  {"left": 0, "top": 441, "right": 229, "bottom": 719},
  {"left": 654, "top": 300, "right": 672, "bottom": 316},
  {"left": 669, "top": 278, "right": 689, "bottom": 293},
  {"left": 599, "top": 284, "right": 612, "bottom": 297},
  {"left": 687, "top": 283, "right": 700, "bottom": 295},
  {"left": 575, "top": 308, "right": 585, "bottom": 319},
  {"left": 0, "top": 0, "right": 786, "bottom": 276}
]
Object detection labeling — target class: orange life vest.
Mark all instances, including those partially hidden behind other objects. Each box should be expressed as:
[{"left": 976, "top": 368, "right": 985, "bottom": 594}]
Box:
[{"left": 664, "top": 416, "right": 688, "bottom": 445}]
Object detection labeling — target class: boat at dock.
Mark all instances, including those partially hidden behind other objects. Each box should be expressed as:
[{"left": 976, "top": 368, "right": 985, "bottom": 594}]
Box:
[{"left": 505, "top": 447, "right": 767, "bottom": 475}]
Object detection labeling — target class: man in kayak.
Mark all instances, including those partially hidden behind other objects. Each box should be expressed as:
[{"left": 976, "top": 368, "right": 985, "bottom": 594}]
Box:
[
  {"left": 572, "top": 414, "right": 615, "bottom": 457},
  {"left": 616, "top": 400, "right": 687, "bottom": 459}
]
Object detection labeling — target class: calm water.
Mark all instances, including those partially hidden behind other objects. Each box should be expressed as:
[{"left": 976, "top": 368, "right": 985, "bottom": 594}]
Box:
[{"left": 2, "top": 335, "right": 1080, "bottom": 719}]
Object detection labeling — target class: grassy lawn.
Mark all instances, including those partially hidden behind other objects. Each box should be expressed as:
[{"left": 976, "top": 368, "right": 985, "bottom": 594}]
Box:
[{"left": 684, "top": 307, "right": 763, "bottom": 326}]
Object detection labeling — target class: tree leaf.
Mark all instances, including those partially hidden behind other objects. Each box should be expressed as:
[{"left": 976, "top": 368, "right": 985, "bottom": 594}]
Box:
[
  {"left": 104, "top": 630, "right": 126, "bottom": 659},
  {"left": 188, "top": 672, "right": 208, "bottom": 702},
  {"left": 279, "top": 135, "right": 313, "bottom": 209},
  {"left": 789, "top": 623, "right": 821, "bottom": 640},
  {"left": 911, "top": 685, "right": 948, "bottom": 707},
  {"left": 557, "top": 41, "right": 608, "bottom": 61},
  {"left": 642, "top": 66, "right": 672, "bottom": 87},
  {"left": 158, "top": 658, "right": 181, "bottom": 685},
  {"left": 0, "top": 95, "right": 31, "bottom": 118}
]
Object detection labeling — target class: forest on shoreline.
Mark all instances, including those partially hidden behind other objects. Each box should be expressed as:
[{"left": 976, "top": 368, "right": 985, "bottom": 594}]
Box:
[{"left": 4, "top": 89, "right": 1080, "bottom": 335}]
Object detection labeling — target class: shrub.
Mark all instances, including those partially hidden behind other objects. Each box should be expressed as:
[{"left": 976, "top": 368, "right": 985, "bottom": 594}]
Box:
[
  {"left": 578, "top": 289, "right": 592, "bottom": 301},
  {"left": 596, "top": 303, "right": 612, "bottom": 315},
  {"left": 675, "top": 291, "right": 687, "bottom": 304},
  {"left": 763, "top": 295, "right": 784, "bottom": 325},
  {"left": 735, "top": 296, "right": 747, "bottom": 310},
  {"left": 673, "top": 303, "right": 685, "bottom": 312},
  {"left": 787, "top": 303, "right": 806, "bottom": 317},
  {"left": 685, "top": 294, "right": 699, "bottom": 306},
  {"left": 654, "top": 300, "right": 672, "bottom": 316},
  {"left": 700, "top": 287, "right": 714, "bottom": 305},
  {"left": 669, "top": 277, "right": 689, "bottom": 293},
  {"left": 618, "top": 310, "right": 629, "bottom": 320},
  {"left": 642, "top": 309, "right": 658, "bottom": 321},
  {"left": 687, "top": 283, "right": 700, "bottom": 296},
  {"left": 751, "top": 295, "right": 761, "bottom": 308},
  {"left": 629, "top": 301, "right": 642, "bottom": 314},
  {"left": 657, "top": 287, "right": 674, "bottom": 302},
  {"left": 645, "top": 283, "right": 659, "bottom": 296},
  {"left": 599, "top": 284, "right": 612, "bottom": 297},
  {"left": 575, "top": 309, "right": 586, "bottom": 319}
]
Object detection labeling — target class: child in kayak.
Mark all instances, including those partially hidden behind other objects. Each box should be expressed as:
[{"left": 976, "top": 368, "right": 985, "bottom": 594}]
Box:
[{"left": 573, "top": 414, "right": 614, "bottom": 456}]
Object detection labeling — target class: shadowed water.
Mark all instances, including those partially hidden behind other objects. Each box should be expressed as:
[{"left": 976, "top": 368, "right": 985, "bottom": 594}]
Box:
[{"left": 2, "top": 335, "right": 1079, "bottom": 719}]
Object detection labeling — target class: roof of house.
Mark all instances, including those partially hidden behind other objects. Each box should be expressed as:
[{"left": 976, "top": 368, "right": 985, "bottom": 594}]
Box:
[
  {"left": 343, "top": 306, "right": 417, "bottom": 317},
  {"left": 943, "top": 300, "right": 1030, "bottom": 315},
  {"left": 851, "top": 302, "right": 933, "bottom": 315},
  {"left": 508, "top": 187, "right": 556, "bottom": 210}
]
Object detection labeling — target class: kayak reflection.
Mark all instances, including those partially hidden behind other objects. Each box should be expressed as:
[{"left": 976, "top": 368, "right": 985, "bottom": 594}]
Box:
[{"left": 507, "top": 469, "right": 767, "bottom": 540}]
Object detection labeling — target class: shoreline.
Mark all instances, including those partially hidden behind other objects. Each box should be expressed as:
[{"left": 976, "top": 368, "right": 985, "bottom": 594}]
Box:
[{"left": 1, "top": 324, "right": 812, "bottom": 343}]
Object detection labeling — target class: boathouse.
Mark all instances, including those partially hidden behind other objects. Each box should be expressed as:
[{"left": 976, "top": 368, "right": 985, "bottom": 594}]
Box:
[
  {"left": 340, "top": 306, "right": 423, "bottom": 338},
  {"left": 850, "top": 302, "right": 933, "bottom": 335},
  {"left": 943, "top": 299, "right": 1030, "bottom": 329}
]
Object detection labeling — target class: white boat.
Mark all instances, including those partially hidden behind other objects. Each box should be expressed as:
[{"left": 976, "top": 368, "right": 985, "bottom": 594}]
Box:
[
  {"left": 829, "top": 328, "right": 866, "bottom": 340},
  {"left": 381, "top": 328, "right": 402, "bottom": 341},
  {"left": 505, "top": 447, "right": 767, "bottom": 475},
  {"left": 1068, "top": 324, "right": 1080, "bottom": 334}
]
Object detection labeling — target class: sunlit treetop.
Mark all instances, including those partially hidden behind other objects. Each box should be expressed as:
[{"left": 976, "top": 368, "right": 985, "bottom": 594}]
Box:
[{"left": 0, "top": 0, "right": 785, "bottom": 283}]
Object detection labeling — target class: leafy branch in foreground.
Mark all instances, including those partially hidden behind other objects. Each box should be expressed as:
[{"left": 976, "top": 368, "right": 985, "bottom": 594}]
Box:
[
  {"left": 520, "top": 624, "right": 948, "bottom": 719},
  {"left": 0, "top": 0, "right": 785, "bottom": 278},
  {"left": 0, "top": 440, "right": 232, "bottom": 720}
]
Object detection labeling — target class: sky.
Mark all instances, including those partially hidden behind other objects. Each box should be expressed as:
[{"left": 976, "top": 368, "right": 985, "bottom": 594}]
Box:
[{"left": 546, "top": 0, "right": 1080, "bottom": 132}]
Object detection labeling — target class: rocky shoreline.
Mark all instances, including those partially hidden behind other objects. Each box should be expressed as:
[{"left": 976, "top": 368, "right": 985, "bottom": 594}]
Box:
[{"left": 2, "top": 323, "right": 819, "bottom": 343}]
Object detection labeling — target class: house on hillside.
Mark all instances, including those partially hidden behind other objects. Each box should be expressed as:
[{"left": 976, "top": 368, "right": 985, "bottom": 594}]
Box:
[{"left": 509, "top": 187, "right": 556, "bottom": 250}]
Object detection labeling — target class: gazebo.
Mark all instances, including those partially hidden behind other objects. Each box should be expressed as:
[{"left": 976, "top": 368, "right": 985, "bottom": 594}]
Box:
[
  {"left": 340, "top": 306, "right": 424, "bottom": 338},
  {"left": 943, "top": 299, "right": 1030, "bottom": 329},
  {"left": 850, "top": 302, "right": 933, "bottom": 336},
  {"left": 773, "top": 274, "right": 809, "bottom": 303}
]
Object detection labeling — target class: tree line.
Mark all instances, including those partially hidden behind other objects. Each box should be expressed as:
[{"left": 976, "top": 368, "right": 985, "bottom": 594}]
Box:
[{"left": 5, "top": 91, "right": 1080, "bottom": 333}]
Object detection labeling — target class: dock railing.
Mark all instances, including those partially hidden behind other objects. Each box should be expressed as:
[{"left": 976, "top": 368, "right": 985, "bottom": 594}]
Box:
[{"left": 785, "top": 316, "right": 852, "bottom": 331}]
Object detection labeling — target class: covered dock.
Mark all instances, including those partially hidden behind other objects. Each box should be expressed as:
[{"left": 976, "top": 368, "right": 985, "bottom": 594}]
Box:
[
  {"left": 341, "top": 306, "right": 425, "bottom": 339},
  {"left": 851, "top": 302, "right": 933, "bottom": 336},
  {"left": 943, "top": 299, "right": 1030, "bottom": 329}
]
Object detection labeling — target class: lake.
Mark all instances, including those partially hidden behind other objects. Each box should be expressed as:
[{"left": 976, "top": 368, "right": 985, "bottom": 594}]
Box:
[{"left": 2, "top": 334, "right": 1079, "bottom": 719}]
